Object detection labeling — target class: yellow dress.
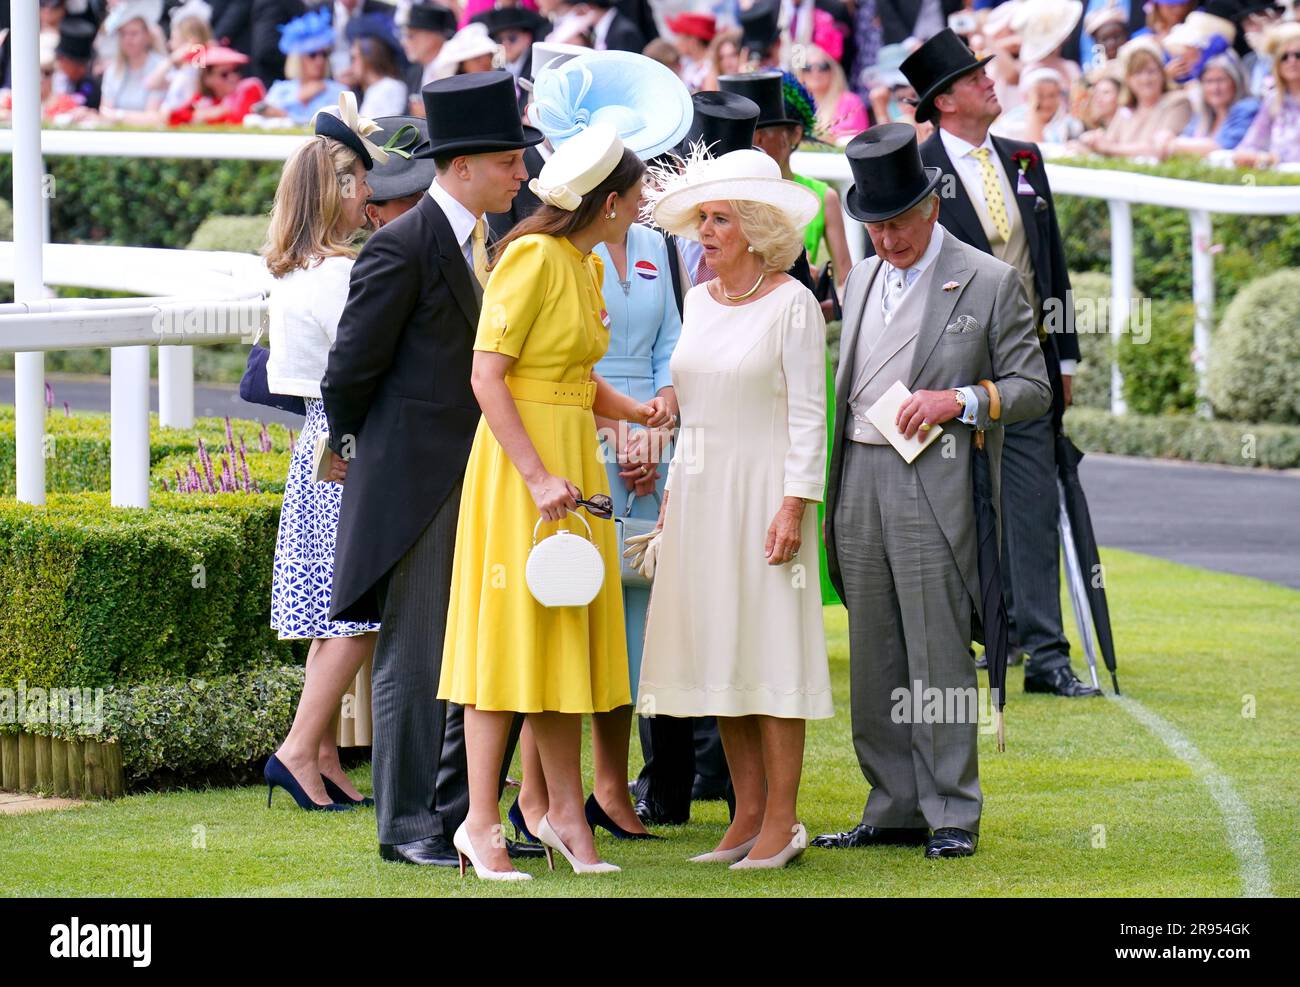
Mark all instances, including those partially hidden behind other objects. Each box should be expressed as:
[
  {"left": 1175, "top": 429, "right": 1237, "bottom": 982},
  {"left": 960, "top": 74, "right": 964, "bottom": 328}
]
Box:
[{"left": 438, "top": 234, "right": 631, "bottom": 713}]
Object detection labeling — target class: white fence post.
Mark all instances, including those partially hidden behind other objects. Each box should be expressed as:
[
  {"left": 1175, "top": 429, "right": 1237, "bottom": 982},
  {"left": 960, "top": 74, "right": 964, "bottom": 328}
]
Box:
[
  {"left": 1189, "top": 209, "right": 1216, "bottom": 418},
  {"left": 11, "top": 0, "right": 47, "bottom": 505},
  {"left": 110, "top": 346, "right": 152, "bottom": 508},
  {"left": 1106, "top": 199, "right": 1132, "bottom": 416},
  {"left": 158, "top": 345, "right": 195, "bottom": 429}
]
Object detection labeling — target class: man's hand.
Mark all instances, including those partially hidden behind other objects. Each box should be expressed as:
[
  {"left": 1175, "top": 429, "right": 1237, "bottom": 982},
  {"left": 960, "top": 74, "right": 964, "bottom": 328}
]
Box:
[
  {"left": 1061, "top": 374, "right": 1073, "bottom": 408},
  {"left": 896, "top": 389, "right": 962, "bottom": 440},
  {"left": 327, "top": 452, "right": 349, "bottom": 484}
]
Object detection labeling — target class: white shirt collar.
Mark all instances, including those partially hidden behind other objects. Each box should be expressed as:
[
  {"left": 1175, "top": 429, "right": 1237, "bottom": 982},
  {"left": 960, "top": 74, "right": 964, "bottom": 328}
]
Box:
[
  {"left": 939, "top": 125, "right": 995, "bottom": 162},
  {"left": 594, "top": 8, "right": 617, "bottom": 46},
  {"left": 427, "top": 177, "right": 480, "bottom": 251},
  {"left": 886, "top": 222, "right": 945, "bottom": 281}
]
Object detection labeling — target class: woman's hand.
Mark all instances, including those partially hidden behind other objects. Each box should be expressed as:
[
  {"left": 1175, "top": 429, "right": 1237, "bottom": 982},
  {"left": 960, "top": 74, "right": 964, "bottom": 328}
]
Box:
[
  {"left": 528, "top": 472, "right": 580, "bottom": 523},
  {"left": 765, "top": 497, "right": 806, "bottom": 566},
  {"left": 631, "top": 395, "right": 673, "bottom": 429},
  {"left": 618, "top": 428, "right": 660, "bottom": 496}
]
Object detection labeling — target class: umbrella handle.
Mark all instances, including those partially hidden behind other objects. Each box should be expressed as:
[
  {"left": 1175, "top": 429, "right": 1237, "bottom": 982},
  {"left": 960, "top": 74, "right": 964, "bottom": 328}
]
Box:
[{"left": 996, "top": 710, "right": 1006, "bottom": 753}]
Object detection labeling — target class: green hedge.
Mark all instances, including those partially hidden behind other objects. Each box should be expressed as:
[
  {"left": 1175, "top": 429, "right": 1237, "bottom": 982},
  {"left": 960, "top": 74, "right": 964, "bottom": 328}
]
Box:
[
  {"left": 1208, "top": 269, "right": 1300, "bottom": 425},
  {"left": 1053, "top": 156, "right": 1300, "bottom": 311},
  {"left": 1064, "top": 406, "right": 1300, "bottom": 468},
  {"left": 187, "top": 214, "right": 271, "bottom": 254},
  {"left": 5, "top": 664, "right": 304, "bottom": 788},
  {"left": 0, "top": 408, "right": 296, "bottom": 496},
  {"left": 0, "top": 492, "right": 298, "bottom": 692}
]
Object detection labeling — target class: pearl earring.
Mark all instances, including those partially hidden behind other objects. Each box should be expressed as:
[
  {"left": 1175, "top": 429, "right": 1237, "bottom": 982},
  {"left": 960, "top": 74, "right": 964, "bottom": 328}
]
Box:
[
  {"left": 747, "top": 245, "right": 755, "bottom": 253},
  {"left": 606, "top": 210, "right": 617, "bottom": 220}
]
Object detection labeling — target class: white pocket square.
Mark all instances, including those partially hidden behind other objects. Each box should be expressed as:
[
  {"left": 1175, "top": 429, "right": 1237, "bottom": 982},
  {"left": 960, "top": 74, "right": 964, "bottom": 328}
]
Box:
[{"left": 945, "top": 314, "right": 981, "bottom": 334}]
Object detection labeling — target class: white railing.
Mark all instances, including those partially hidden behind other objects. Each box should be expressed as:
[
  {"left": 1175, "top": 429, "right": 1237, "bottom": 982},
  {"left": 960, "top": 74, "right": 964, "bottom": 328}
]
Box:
[
  {"left": 4, "top": 115, "right": 1300, "bottom": 506},
  {"left": 794, "top": 152, "right": 1300, "bottom": 417}
]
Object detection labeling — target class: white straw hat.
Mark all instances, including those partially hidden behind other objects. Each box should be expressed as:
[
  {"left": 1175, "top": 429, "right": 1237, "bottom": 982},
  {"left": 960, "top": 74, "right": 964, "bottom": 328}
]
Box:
[
  {"left": 529, "top": 122, "right": 625, "bottom": 211},
  {"left": 432, "top": 23, "right": 500, "bottom": 80},
  {"left": 1018, "top": 0, "right": 1083, "bottom": 65},
  {"left": 647, "top": 147, "right": 819, "bottom": 241}
]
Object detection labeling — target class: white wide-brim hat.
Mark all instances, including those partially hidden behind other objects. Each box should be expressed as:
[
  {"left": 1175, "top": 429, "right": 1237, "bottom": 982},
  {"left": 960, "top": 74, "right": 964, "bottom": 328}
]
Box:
[
  {"left": 432, "top": 23, "right": 501, "bottom": 79},
  {"left": 531, "top": 50, "right": 694, "bottom": 161},
  {"left": 529, "top": 122, "right": 625, "bottom": 211},
  {"left": 1018, "top": 0, "right": 1083, "bottom": 65},
  {"left": 648, "top": 147, "right": 820, "bottom": 241}
]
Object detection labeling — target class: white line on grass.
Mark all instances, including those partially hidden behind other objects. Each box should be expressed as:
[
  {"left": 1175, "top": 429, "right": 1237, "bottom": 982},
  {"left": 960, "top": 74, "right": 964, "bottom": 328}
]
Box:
[{"left": 1110, "top": 694, "right": 1273, "bottom": 898}]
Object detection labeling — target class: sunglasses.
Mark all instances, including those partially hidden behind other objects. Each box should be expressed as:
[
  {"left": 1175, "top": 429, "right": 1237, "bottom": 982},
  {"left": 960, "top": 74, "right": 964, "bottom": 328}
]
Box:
[
  {"left": 303, "top": 50, "right": 330, "bottom": 60},
  {"left": 804, "top": 61, "right": 833, "bottom": 73},
  {"left": 1280, "top": 51, "right": 1300, "bottom": 64},
  {"left": 574, "top": 490, "right": 614, "bottom": 520}
]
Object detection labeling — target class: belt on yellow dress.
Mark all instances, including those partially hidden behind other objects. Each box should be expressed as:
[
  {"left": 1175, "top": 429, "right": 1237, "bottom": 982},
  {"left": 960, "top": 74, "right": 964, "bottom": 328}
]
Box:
[{"left": 505, "top": 375, "right": 597, "bottom": 410}]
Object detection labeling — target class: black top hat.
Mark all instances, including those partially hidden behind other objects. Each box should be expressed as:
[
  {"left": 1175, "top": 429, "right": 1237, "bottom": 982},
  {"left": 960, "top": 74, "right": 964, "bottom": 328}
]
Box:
[
  {"left": 55, "top": 18, "right": 96, "bottom": 63},
  {"left": 843, "top": 123, "right": 943, "bottom": 223},
  {"left": 681, "top": 90, "right": 760, "bottom": 156},
  {"left": 717, "top": 71, "right": 800, "bottom": 129},
  {"left": 900, "top": 27, "right": 995, "bottom": 125},
  {"left": 472, "top": 7, "right": 549, "bottom": 40},
  {"left": 366, "top": 116, "right": 441, "bottom": 201},
  {"left": 419, "top": 71, "right": 545, "bottom": 158},
  {"left": 407, "top": 3, "right": 457, "bottom": 36},
  {"left": 739, "top": 0, "right": 781, "bottom": 53}
]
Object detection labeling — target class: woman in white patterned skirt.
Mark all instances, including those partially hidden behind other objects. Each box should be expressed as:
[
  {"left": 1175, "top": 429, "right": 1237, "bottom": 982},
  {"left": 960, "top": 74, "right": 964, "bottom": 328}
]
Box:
[{"left": 263, "top": 98, "right": 389, "bottom": 811}]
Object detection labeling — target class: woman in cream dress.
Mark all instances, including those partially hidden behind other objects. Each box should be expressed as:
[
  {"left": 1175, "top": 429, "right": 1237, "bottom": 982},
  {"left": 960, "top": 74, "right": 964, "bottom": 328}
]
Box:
[{"left": 635, "top": 148, "right": 833, "bottom": 871}]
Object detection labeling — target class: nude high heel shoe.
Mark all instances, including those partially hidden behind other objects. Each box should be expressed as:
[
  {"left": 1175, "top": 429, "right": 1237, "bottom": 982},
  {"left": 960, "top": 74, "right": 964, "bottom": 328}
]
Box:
[
  {"left": 537, "top": 814, "right": 620, "bottom": 875},
  {"left": 452, "top": 822, "right": 532, "bottom": 882},
  {"left": 729, "top": 824, "right": 807, "bottom": 870},
  {"left": 688, "top": 833, "right": 758, "bottom": 864}
]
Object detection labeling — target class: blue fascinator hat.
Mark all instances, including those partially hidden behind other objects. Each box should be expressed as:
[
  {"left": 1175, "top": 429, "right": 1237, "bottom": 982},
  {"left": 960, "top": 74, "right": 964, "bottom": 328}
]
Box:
[
  {"left": 278, "top": 7, "right": 335, "bottom": 57},
  {"left": 530, "top": 50, "right": 693, "bottom": 162}
]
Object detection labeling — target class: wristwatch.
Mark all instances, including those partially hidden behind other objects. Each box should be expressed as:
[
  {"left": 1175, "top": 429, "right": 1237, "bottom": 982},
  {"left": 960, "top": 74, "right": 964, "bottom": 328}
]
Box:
[{"left": 953, "top": 388, "right": 967, "bottom": 414}]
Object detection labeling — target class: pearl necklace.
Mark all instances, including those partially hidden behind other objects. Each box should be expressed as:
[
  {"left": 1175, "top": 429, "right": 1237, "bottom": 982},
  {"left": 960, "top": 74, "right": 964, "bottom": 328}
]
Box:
[{"left": 719, "top": 271, "right": 766, "bottom": 302}]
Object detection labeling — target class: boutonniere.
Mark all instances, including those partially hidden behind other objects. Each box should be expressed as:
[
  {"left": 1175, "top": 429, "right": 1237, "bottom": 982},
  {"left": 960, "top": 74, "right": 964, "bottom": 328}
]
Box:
[
  {"left": 1011, "top": 149, "right": 1039, "bottom": 175},
  {"left": 942, "top": 280, "right": 960, "bottom": 292}
]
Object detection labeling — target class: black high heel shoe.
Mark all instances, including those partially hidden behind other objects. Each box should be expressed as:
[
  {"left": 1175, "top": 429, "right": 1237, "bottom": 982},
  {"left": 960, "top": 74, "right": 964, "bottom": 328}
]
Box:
[
  {"left": 507, "top": 796, "right": 541, "bottom": 844},
  {"left": 264, "top": 754, "right": 348, "bottom": 812},
  {"left": 321, "top": 774, "right": 375, "bottom": 808},
  {"left": 585, "top": 793, "right": 660, "bottom": 840}
]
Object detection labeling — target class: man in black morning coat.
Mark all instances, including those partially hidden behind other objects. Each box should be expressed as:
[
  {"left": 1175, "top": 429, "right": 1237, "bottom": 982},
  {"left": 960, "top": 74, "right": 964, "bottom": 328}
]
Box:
[{"left": 321, "top": 72, "right": 544, "bottom": 867}]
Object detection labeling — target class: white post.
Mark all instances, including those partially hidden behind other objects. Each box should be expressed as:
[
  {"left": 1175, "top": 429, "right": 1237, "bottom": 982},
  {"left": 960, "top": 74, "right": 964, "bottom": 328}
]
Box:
[
  {"left": 1106, "top": 199, "right": 1132, "bottom": 416},
  {"left": 11, "top": 0, "right": 47, "bottom": 504},
  {"left": 111, "top": 347, "right": 152, "bottom": 508},
  {"left": 1189, "top": 209, "right": 1215, "bottom": 418},
  {"left": 158, "top": 345, "right": 195, "bottom": 429}
]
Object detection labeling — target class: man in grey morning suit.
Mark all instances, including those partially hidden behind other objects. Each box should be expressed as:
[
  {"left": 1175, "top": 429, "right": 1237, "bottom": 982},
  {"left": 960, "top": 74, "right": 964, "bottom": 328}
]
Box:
[{"left": 813, "top": 125, "right": 1050, "bottom": 858}]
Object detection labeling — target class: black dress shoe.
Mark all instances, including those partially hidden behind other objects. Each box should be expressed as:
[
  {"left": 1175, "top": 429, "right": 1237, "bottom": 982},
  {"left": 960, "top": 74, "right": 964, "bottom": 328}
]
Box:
[
  {"left": 505, "top": 838, "right": 547, "bottom": 859},
  {"left": 974, "top": 649, "right": 1023, "bottom": 669},
  {"left": 379, "top": 835, "right": 459, "bottom": 867},
  {"left": 925, "top": 828, "right": 977, "bottom": 858},
  {"left": 633, "top": 791, "right": 690, "bottom": 826},
  {"left": 811, "top": 823, "right": 930, "bottom": 849},
  {"left": 1024, "top": 666, "right": 1102, "bottom": 697}
]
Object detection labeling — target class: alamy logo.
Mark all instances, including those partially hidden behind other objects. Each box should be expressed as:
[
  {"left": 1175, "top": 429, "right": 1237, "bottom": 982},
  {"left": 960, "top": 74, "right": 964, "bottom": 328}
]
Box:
[{"left": 49, "top": 917, "right": 151, "bottom": 967}]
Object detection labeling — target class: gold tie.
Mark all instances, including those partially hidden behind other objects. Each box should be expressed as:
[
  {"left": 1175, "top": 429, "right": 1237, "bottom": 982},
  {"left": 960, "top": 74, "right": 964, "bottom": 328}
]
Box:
[
  {"left": 471, "top": 218, "right": 489, "bottom": 288},
  {"left": 969, "top": 147, "right": 1011, "bottom": 243}
]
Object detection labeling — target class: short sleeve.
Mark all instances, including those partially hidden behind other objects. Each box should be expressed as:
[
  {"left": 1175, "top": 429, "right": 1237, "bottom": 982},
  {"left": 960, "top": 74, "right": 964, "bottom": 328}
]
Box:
[{"left": 475, "top": 236, "right": 550, "bottom": 359}]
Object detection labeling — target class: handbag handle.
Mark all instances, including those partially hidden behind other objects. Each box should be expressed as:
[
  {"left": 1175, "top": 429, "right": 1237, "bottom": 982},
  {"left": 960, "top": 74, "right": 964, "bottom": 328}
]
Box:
[
  {"left": 621, "top": 489, "right": 661, "bottom": 518},
  {"left": 532, "top": 509, "right": 595, "bottom": 547}
]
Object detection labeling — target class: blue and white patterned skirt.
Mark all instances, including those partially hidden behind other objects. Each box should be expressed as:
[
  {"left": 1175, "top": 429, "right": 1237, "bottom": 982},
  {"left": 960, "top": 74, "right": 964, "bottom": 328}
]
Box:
[{"left": 269, "top": 398, "right": 381, "bottom": 641}]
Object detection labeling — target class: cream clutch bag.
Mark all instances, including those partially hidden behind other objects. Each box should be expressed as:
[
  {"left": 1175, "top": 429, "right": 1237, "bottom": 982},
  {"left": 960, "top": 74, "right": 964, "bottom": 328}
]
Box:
[{"left": 525, "top": 510, "right": 605, "bottom": 608}]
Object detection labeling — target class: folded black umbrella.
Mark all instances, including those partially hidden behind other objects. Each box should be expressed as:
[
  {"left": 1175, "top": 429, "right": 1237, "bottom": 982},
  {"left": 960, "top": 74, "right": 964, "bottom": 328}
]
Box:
[
  {"left": 971, "top": 434, "right": 1008, "bottom": 752},
  {"left": 1055, "top": 433, "right": 1120, "bottom": 695}
]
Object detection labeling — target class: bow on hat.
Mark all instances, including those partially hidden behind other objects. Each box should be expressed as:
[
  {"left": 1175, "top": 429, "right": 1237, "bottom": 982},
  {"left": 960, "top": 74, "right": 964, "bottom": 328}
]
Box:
[
  {"left": 530, "top": 64, "right": 646, "bottom": 146},
  {"left": 318, "top": 91, "right": 391, "bottom": 165},
  {"left": 528, "top": 179, "right": 583, "bottom": 211}
]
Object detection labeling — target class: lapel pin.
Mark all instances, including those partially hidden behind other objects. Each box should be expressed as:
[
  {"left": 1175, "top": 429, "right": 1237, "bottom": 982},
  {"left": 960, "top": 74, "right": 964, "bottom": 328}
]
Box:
[{"left": 942, "top": 280, "right": 960, "bottom": 292}]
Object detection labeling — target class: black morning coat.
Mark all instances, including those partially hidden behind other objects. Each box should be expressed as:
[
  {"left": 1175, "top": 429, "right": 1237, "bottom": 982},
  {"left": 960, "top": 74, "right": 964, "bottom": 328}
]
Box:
[
  {"left": 920, "top": 131, "right": 1080, "bottom": 428},
  {"left": 861, "top": 131, "right": 1080, "bottom": 430},
  {"left": 321, "top": 193, "right": 482, "bottom": 622}
]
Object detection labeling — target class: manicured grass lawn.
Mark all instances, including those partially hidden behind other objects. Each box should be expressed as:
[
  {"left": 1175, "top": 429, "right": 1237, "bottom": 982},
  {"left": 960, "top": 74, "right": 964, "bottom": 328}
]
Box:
[{"left": 1, "top": 549, "right": 1296, "bottom": 897}]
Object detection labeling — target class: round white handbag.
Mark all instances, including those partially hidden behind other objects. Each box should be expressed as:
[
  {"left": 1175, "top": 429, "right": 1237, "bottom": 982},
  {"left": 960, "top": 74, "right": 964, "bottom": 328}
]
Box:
[{"left": 525, "top": 510, "right": 605, "bottom": 608}]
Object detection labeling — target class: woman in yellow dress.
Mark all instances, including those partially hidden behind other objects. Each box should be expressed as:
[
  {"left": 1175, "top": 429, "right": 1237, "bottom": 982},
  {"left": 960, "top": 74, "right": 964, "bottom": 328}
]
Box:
[{"left": 439, "top": 124, "right": 672, "bottom": 880}]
